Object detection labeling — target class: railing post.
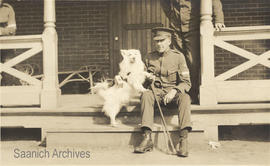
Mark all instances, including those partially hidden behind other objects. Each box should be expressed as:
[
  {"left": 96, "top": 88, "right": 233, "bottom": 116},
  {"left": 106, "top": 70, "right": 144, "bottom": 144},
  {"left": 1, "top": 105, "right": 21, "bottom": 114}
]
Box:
[
  {"left": 41, "top": 0, "right": 61, "bottom": 109},
  {"left": 200, "top": 0, "right": 217, "bottom": 105}
]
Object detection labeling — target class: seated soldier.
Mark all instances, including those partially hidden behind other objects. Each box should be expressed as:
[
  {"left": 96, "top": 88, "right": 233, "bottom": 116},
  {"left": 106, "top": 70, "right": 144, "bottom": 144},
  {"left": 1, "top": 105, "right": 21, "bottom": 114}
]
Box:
[{"left": 134, "top": 27, "right": 192, "bottom": 157}]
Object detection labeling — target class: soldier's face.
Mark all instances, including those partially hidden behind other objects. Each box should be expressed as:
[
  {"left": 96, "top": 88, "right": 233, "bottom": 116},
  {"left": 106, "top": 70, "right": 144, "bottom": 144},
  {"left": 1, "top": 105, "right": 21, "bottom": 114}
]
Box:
[{"left": 154, "top": 38, "right": 171, "bottom": 53}]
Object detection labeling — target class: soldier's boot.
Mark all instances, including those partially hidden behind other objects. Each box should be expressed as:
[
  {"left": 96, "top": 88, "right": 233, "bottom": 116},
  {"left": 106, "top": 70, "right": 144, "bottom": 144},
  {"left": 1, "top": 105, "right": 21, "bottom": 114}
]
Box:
[
  {"left": 134, "top": 129, "right": 154, "bottom": 153},
  {"left": 176, "top": 129, "right": 189, "bottom": 157}
]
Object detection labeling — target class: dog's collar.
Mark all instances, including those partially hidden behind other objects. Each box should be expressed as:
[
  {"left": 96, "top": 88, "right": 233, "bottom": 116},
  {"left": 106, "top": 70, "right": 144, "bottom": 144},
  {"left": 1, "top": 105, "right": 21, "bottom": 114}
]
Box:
[{"left": 120, "top": 75, "right": 128, "bottom": 82}]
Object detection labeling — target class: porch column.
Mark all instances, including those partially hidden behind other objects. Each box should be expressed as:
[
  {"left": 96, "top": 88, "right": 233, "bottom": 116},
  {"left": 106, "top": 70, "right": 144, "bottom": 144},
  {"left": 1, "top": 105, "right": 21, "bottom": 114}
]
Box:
[
  {"left": 200, "top": 0, "right": 217, "bottom": 105},
  {"left": 41, "top": 0, "right": 61, "bottom": 109}
]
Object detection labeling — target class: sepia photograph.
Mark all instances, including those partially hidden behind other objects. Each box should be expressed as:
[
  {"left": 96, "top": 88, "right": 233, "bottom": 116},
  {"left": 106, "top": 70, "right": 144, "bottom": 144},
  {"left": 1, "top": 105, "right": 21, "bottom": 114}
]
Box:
[{"left": 0, "top": 0, "right": 270, "bottom": 165}]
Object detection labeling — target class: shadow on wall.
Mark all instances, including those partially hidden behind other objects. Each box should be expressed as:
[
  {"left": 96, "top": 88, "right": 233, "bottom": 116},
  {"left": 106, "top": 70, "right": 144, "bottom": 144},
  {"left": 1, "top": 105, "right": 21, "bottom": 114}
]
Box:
[{"left": 219, "top": 124, "right": 270, "bottom": 142}]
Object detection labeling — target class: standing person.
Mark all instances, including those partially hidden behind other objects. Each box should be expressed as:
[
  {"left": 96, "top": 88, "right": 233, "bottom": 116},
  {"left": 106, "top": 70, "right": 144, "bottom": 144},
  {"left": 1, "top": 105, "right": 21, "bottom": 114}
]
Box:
[
  {"left": 0, "top": 0, "right": 16, "bottom": 36},
  {"left": 0, "top": 0, "right": 19, "bottom": 86},
  {"left": 134, "top": 27, "right": 192, "bottom": 157},
  {"left": 160, "top": 0, "right": 225, "bottom": 104}
]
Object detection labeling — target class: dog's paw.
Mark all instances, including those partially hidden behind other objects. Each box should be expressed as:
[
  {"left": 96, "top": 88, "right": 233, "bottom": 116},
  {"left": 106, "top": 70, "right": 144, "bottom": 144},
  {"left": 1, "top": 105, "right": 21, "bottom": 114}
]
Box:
[
  {"left": 145, "top": 72, "right": 155, "bottom": 81},
  {"left": 110, "top": 119, "right": 121, "bottom": 127},
  {"left": 110, "top": 123, "right": 118, "bottom": 127}
]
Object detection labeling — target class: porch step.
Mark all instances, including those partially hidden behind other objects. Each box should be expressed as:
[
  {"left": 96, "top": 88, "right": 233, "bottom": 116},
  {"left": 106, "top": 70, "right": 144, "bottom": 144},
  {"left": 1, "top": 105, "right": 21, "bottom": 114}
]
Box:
[
  {"left": 2, "top": 102, "right": 270, "bottom": 117},
  {"left": 3, "top": 111, "right": 269, "bottom": 131},
  {"left": 45, "top": 123, "right": 205, "bottom": 150},
  {"left": 2, "top": 94, "right": 270, "bottom": 114},
  {"left": 1, "top": 94, "right": 270, "bottom": 147},
  {"left": 2, "top": 111, "right": 269, "bottom": 144}
]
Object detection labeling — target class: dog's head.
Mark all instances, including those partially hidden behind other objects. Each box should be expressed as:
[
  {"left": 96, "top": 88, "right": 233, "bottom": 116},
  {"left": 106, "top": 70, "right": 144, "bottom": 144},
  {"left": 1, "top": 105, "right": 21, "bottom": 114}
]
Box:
[{"left": 120, "top": 49, "right": 142, "bottom": 64}]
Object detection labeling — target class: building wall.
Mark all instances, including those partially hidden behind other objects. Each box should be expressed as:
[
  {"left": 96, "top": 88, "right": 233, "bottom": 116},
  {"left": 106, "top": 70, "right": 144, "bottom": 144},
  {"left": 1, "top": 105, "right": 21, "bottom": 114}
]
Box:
[
  {"left": 5, "top": 0, "right": 270, "bottom": 87},
  {"left": 8, "top": 0, "right": 110, "bottom": 74},
  {"left": 215, "top": 0, "right": 270, "bottom": 80}
]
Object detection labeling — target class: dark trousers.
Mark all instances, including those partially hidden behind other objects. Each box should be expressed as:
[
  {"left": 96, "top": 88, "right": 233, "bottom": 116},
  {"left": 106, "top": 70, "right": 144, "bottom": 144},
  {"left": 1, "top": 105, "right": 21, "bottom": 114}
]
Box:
[
  {"left": 173, "top": 30, "right": 200, "bottom": 102},
  {"left": 140, "top": 88, "right": 192, "bottom": 131}
]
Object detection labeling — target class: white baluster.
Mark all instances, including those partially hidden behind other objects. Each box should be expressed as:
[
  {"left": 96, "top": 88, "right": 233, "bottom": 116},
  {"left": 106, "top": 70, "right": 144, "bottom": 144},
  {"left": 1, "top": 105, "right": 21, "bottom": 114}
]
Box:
[
  {"left": 41, "top": 0, "right": 61, "bottom": 109},
  {"left": 200, "top": 0, "right": 217, "bottom": 105}
]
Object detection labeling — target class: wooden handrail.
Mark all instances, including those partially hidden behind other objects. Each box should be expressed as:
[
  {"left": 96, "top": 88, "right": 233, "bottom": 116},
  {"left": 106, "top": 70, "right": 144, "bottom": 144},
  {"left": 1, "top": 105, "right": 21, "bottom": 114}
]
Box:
[
  {"left": 0, "top": 35, "right": 43, "bottom": 49},
  {"left": 214, "top": 26, "right": 270, "bottom": 37},
  {"left": 218, "top": 25, "right": 270, "bottom": 32},
  {"left": 0, "top": 35, "right": 42, "bottom": 41},
  {"left": 214, "top": 26, "right": 270, "bottom": 41}
]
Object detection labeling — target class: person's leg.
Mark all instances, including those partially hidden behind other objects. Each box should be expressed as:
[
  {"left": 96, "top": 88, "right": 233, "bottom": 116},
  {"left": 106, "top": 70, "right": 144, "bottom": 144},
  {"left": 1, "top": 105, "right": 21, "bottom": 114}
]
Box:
[
  {"left": 176, "top": 92, "right": 192, "bottom": 131},
  {"left": 172, "top": 31, "right": 185, "bottom": 54},
  {"left": 172, "top": 30, "right": 200, "bottom": 104},
  {"left": 175, "top": 92, "right": 192, "bottom": 157},
  {"left": 183, "top": 31, "right": 200, "bottom": 104},
  {"left": 134, "top": 88, "right": 165, "bottom": 153},
  {"left": 140, "top": 90, "right": 155, "bottom": 130}
]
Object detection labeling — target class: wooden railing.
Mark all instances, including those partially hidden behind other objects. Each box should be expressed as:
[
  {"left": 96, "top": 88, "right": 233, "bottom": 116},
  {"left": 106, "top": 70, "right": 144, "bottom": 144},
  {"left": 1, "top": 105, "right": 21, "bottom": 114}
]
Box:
[
  {"left": 0, "top": 0, "right": 60, "bottom": 109},
  {"left": 0, "top": 35, "right": 43, "bottom": 87},
  {"left": 200, "top": 0, "right": 270, "bottom": 105}
]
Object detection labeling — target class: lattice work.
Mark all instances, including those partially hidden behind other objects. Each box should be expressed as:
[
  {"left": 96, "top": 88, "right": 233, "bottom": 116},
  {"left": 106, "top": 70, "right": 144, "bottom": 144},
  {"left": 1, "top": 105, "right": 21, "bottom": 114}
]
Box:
[
  {"left": 214, "top": 38, "right": 270, "bottom": 81},
  {"left": 214, "top": 40, "right": 270, "bottom": 80},
  {"left": 0, "top": 46, "right": 42, "bottom": 86}
]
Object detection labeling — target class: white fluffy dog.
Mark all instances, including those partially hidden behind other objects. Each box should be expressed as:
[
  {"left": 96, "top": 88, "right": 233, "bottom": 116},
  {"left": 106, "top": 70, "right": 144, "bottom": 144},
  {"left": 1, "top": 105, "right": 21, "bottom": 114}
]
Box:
[
  {"left": 92, "top": 75, "right": 134, "bottom": 127},
  {"left": 93, "top": 49, "right": 151, "bottom": 127},
  {"left": 119, "top": 49, "right": 151, "bottom": 92}
]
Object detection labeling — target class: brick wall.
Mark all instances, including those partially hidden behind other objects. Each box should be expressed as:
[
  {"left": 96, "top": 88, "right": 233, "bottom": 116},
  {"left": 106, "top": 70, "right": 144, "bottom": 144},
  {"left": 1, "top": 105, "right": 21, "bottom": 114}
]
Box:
[
  {"left": 7, "top": 0, "right": 110, "bottom": 75},
  {"left": 4, "top": 0, "right": 270, "bottom": 90},
  {"left": 215, "top": 0, "right": 270, "bottom": 80},
  {"left": 56, "top": 1, "right": 110, "bottom": 72}
]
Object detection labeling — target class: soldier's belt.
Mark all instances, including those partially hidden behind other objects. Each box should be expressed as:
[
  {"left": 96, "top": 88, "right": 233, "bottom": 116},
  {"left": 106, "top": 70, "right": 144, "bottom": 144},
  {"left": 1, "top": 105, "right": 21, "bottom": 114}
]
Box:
[{"left": 154, "top": 80, "right": 177, "bottom": 88}]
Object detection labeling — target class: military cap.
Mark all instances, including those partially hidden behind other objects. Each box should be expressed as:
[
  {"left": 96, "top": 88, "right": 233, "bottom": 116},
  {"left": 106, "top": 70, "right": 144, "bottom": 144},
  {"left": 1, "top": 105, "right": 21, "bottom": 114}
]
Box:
[{"left": 152, "top": 27, "right": 174, "bottom": 41}]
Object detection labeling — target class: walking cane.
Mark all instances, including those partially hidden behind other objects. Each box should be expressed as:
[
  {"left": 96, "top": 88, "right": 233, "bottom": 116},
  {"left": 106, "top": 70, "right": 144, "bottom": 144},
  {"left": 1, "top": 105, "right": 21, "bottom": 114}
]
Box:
[{"left": 150, "top": 83, "right": 177, "bottom": 155}]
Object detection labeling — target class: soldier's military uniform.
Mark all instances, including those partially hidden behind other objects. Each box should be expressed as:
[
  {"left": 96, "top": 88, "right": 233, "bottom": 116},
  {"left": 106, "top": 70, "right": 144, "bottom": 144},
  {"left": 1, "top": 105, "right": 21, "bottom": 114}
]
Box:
[
  {"left": 0, "top": 2, "right": 16, "bottom": 36},
  {"left": 0, "top": 2, "right": 19, "bottom": 86},
  {"left": 161, "top": 0, "right": 225, "bottom": 103},
  {"left": 141, "top": 48, "right": 192, "bottom": 132},
  {"left": 134, "top": 27, "right": 191, "bottom": 157}
]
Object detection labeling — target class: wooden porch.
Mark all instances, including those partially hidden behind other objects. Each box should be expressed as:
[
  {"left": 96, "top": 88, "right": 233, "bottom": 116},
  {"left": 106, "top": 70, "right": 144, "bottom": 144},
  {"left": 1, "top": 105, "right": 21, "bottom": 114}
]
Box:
[
  {"left": 1, "top": 94, "right": 270, "bottom": 147},
  {"left": 1, "top": 0, "right": 270, "bottom": 146},
  {"left": 1, "top": 0, "right": 269, "bottom": 108}
]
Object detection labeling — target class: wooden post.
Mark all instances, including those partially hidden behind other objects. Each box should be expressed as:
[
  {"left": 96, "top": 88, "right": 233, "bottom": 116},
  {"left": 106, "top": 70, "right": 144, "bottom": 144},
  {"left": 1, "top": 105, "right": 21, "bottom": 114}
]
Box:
[
  {"left": 41, "top": 0, "right": 61, "bottom": 109},
  {"left": 200, "top": 0, "right": 217, "bottom": 105}
]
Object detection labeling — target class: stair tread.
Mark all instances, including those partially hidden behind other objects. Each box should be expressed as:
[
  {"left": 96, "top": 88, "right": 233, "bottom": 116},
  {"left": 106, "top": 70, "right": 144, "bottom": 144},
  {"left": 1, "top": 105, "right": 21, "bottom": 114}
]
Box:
[
  {"left": 46, "top": 123, "right": 181, "bottom": 133},
  {"left": 2, "top": 94, "right": 270, "bottom": 112}
]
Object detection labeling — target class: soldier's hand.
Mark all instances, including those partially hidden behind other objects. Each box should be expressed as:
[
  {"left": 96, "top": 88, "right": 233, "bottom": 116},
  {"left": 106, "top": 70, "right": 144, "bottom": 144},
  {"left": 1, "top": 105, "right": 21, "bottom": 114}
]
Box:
[
  {"left": 215, "top": 23, "right": 225, "bottom": 31},
  {"left": 145, "top": 72, "right": 155, "bottom": 81},
  {"left": 163, "top": 89, "right": 177, "bottom": 105}
]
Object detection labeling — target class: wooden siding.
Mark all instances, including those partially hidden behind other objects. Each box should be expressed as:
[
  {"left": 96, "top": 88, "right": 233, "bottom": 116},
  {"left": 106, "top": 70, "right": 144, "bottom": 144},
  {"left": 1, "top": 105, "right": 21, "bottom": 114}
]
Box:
[{"left": 109, "top": 0, "right": 170, "bottom": 75}]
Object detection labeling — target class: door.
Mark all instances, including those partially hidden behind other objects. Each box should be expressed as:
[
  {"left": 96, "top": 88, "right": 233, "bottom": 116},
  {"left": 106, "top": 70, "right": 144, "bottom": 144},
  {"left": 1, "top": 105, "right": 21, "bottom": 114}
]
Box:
[{"left": 109, "top": 0, "right": 170, "bottom": 76}]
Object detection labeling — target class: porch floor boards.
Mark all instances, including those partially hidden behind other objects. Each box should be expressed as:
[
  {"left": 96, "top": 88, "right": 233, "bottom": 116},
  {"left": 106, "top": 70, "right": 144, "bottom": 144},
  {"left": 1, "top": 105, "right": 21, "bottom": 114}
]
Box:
[{"left": 1, "top": 94, "right": 270, "bottom": 114}]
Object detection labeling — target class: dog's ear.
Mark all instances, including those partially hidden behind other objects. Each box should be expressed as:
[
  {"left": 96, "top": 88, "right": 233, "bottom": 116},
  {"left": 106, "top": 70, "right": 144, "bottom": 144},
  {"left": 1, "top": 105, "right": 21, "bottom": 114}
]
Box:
[
  {"left": 120, "top": 50, "right": 127, "bottom": 57},
  {"left": 133, "top": 50, "right": 142, "bottom": 59}
]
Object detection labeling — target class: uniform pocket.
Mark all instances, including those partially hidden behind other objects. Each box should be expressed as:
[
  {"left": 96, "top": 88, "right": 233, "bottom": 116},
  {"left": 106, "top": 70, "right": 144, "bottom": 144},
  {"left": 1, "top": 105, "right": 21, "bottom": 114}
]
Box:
[{"left": 167, "top": 72, "right": 177, "bottom": 82}]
